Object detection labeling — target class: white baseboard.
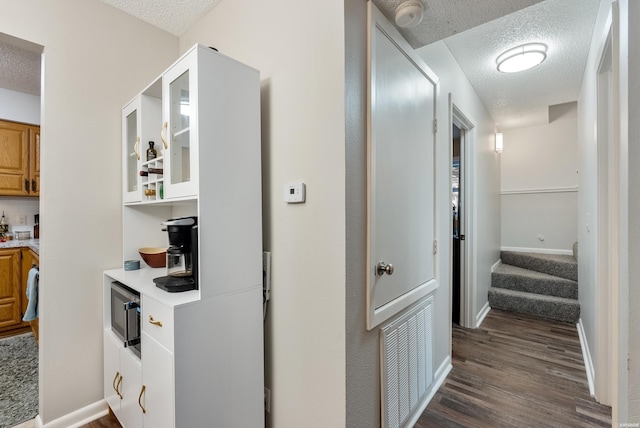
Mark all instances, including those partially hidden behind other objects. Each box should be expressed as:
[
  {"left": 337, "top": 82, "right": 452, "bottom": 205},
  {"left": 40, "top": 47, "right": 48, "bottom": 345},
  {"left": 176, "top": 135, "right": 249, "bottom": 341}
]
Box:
[
  {"left": 475, "top": 302, "right": 491, "bottom": 328},
  {"left": 404, "top": 356, "right": 452, "bottom": 428},
  {"left": 577, "top": 318, "right": 595, "bottom": 397},
  {"left": 40, "top": 399, "right": 108, "bottom": 428},
  {"left": 501, "top": 246, "right": 573, "bottom": 256},
  {"left": 491, "top": 259, "right": 502, "bottom": 272}
]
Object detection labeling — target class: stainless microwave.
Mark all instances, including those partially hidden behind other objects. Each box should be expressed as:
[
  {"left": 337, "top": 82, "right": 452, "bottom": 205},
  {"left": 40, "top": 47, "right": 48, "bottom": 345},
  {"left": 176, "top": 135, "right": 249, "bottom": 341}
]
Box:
[{"left": 110, "top": 281, "right": 141, "bottom": 358}]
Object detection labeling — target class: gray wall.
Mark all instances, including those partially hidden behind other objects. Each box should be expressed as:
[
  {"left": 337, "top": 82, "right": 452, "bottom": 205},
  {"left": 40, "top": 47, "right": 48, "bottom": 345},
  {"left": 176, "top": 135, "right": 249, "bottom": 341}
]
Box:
[{"left": 345, "top": 0, "right": 381, "bottom": 425}]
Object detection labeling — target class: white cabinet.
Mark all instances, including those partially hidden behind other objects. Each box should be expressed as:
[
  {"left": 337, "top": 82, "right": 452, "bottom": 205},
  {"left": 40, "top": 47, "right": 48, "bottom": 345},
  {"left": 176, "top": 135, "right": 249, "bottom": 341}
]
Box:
[
  {"left": 103, "top": 330, "right": 144, "bottom": 428},
  {"left": 124, "top": 45, "right": 238, "bottom": 203},
  {"left": 162, "top": 51, "right": 197, "bottom": 199},
  {"left": 140, "top": 332, "right": 174, "bottom": 427},
  {"left": 106, "top": 43, "right": 263, "bottom": 428},
  {"left": 122, "top": 94, "right": 162, "bottom": 204}
]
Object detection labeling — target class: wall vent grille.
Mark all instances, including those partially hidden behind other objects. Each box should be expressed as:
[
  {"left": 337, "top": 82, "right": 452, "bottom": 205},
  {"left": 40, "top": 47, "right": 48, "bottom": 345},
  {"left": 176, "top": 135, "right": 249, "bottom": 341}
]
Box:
[{"left": 380, "top": 296, "right": 433, "bottom": 428}]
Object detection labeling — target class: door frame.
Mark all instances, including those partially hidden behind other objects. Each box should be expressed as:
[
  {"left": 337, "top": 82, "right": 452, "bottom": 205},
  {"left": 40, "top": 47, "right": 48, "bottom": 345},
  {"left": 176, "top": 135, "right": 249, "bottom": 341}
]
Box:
[
  {"left": 595, "top": 9, "right": 618, "bottom": 407},
  {"left": 449, "top": 97, "right": 476, "bottom": 328}
]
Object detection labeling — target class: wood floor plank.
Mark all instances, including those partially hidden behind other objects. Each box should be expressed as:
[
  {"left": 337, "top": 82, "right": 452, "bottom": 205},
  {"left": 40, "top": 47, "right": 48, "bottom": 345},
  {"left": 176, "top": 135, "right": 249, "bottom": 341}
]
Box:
[{"left": 417, "top": 310, "right": 612, "bottom": 428}]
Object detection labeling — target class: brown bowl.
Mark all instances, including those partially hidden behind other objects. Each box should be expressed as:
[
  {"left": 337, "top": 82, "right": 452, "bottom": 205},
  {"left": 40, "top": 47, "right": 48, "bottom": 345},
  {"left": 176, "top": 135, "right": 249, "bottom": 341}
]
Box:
[{"left": 138, "top": 247, "right": 167, "bottom": 268}]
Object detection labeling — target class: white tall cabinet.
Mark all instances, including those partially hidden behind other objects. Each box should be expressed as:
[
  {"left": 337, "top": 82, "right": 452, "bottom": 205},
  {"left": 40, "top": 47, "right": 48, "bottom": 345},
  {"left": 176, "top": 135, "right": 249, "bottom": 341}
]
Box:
[{"left": 103, "top": 44, "right": 264, "bottom": 428}]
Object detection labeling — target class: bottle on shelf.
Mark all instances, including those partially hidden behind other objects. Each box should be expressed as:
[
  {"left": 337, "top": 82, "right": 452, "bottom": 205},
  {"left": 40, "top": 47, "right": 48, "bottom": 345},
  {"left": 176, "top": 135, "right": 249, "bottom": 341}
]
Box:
[
  {"left": 0, "top": 211, "right": 6, "bottom": 241},
  {"left": 146, "top": 141, "right": 157, "bottom": 161},
  {"left": 147, "top": 167, "right": 164, "bottom": 175},
  {"left": 34, "top": 214, "right": 39, "bottom": 239},
  {"left": 144, "top": 189, "right": 156, "bottom": 196},
  {"left": 140, "top": 170, "right": 149, "bottom": 177}
]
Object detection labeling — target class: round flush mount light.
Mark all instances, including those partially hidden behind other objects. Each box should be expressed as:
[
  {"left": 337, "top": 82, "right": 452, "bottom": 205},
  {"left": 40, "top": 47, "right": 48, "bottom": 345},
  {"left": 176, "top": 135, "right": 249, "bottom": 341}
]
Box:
[
  {"left": 496, "top": 43, "right": 548, "bottom": 73},
  {"left": 395, "top": 0, "right": 424, "bottom": 28}
]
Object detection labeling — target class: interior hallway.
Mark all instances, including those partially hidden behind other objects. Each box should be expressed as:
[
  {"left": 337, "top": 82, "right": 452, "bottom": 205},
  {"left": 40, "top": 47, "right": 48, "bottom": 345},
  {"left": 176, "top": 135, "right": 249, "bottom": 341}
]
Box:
[{"left": 417, "top": 310, "right": 611, "bottom": 427}]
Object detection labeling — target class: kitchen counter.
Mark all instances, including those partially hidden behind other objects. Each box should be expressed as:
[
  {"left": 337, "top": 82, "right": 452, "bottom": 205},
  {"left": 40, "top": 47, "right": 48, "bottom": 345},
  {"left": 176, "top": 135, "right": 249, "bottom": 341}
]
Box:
[{"left": 0, "top": 239, "right": 39, "bottom": 255}]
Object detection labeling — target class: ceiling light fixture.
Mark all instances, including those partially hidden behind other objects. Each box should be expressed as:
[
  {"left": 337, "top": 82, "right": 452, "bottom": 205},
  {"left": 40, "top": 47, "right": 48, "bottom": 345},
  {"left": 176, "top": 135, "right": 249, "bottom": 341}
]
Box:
[
  {"left": 395, "top": 0, "right": 424, "bottom": 28},
  {"left": 496, "top": 43, "right": 547, "bottom": 73}
]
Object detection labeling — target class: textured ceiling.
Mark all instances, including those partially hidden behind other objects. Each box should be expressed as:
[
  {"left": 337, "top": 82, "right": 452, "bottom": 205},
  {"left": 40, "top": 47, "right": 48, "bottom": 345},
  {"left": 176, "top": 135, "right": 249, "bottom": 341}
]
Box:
[
  {"left": 0, "top": 37, "right": 41, "bottom": 96},
  {"left": 373, "top": 0, "right": 545, "bottom": 48},
  {"left": 98, "top": 0, "right": 222, "bottom": 36},
  {"left": 0, "top": 0, "right": 601, "bottom": 130},
  {"left": 432, "top": 0, "right": 601, "bottom": 129}
]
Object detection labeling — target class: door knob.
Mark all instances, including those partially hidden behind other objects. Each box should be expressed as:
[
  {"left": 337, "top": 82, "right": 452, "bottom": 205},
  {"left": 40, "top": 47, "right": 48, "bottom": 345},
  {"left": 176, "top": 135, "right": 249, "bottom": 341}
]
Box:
[{"left": 377, "top": 261, "right": 394, "bottom": 276}]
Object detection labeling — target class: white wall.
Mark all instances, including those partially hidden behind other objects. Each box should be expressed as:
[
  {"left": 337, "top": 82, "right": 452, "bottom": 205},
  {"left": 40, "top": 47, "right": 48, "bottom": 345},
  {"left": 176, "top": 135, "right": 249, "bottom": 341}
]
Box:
[
  {"left": 180, "top": 1, "right": 346, "bottom": 426},
  {"left": 0, "top": 0, "right": 178, "bottom": 423},
  {"left": 0, "top": 88, "right": 40, "bottom": 125},
  {"left": 621, "top": 0, "right": 640, "bottom": 422},
  {"left": 417, "top": 41, "right": 501, "bottom": 323},
  {"left": 578, "top": 0, "right": 640, "bottom": 423},
  {"left": 501, "top": 116, "right": 578, "bottom": 252},
  {"left": 578, "top": 0, "right": 615, "bottom": 410}
]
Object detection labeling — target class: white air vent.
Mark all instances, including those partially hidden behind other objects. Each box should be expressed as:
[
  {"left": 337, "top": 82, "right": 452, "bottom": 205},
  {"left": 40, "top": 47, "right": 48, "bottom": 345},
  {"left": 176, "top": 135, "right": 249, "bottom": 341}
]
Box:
[{"left": 380, "top": 296, "right": 433, "bottom": 428}]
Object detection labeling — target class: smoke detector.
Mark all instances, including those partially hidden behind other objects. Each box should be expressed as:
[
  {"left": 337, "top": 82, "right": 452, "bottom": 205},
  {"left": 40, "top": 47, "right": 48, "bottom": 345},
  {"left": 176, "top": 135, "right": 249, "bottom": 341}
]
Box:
[{"left": 395, "top": 0, "right": 425, "bottom": 28}]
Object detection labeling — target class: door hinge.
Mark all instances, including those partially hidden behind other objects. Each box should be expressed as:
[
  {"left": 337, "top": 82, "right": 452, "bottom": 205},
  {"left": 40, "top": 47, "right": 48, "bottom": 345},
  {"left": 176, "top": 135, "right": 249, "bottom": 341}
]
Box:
[
  {"left": 433, "top": 118, "right": 438, "bottom": 134},
  {"left": 433, "top": 240, "right": 438, "bottom": 254}
]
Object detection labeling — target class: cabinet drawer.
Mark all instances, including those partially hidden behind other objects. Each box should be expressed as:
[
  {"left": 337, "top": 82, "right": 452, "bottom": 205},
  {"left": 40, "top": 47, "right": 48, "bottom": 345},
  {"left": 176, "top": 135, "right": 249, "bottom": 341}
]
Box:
[{"left": 141, "top": 296, "right": 174, "bottom": 352}]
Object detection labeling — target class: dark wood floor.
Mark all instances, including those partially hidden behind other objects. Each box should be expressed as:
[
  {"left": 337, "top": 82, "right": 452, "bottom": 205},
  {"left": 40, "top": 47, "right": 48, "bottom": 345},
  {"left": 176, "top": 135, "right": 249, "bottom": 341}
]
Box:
[
  {"left": 85, "top": 310, "right": 611, "bottom": 428},
  {"left": 417, "top": 310, "right": 612, "bottom": 428},
  {"left": 80, "top": 410, "right": 121, "bottom": 428}
]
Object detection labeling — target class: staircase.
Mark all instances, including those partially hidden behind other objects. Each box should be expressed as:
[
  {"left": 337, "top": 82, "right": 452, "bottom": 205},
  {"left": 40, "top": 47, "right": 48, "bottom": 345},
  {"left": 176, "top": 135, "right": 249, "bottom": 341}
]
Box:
[{"left": 488, "top": 250, "right": 579, "bottom": 323}]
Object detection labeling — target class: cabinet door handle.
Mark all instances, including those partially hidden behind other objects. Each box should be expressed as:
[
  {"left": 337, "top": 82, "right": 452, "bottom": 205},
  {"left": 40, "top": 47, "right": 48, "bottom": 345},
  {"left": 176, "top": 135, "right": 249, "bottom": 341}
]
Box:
[
  {"left": 115, "top": 373, "right": 123, "bottom": 399},
  {"left": 24, "top": 179, "right": 29, "bottom": 192},
  {"left": 112, "top": 371, "right": 120, "bottom": 395},
  {"left": 138, "top": 385, "right": 147, "bottom": 414},
  {"left": 134, "top": 136, "right": 141, "bottom": 160},
  {"left": 148, "top": 315, "right": 163, "bottom": 327},
  {"left": 161, "top": 122, "right": 168, "bottom": 149},
  {"left": 31, "top": 179, "right": 36, "bottom": 192}
]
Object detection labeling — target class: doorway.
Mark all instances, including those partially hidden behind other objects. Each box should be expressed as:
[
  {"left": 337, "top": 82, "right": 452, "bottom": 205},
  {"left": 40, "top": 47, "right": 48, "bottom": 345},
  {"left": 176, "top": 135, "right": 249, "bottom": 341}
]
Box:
[
  {"left": 452, "top": 123, "right": 462, "bottom": 325},
  {"left": 450, "top": 101, "right": 475, "bottom": 328}
]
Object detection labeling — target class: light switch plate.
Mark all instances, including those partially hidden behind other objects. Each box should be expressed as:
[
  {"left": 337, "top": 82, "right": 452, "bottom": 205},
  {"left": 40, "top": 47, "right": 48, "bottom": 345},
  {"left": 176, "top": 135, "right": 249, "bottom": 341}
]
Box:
[
  {"left": 284, "top": 182, "right": 306, "bottom": 203},
  {"left": 17, "top": 215, "right": 27, "bottom": 226}
]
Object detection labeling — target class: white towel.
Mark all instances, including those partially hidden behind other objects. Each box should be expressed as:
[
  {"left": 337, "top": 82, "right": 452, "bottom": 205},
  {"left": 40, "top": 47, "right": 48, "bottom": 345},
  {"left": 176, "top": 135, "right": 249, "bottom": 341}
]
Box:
[{"left": 23, "top": 267, "right": 38, "bottom": 321}]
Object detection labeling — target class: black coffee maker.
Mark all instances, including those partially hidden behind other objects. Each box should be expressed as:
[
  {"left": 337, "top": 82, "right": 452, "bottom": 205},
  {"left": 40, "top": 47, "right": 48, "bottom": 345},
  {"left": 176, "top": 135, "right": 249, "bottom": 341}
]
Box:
[{"left": 153, "top": 216, "right": 198, "bottom": 292}]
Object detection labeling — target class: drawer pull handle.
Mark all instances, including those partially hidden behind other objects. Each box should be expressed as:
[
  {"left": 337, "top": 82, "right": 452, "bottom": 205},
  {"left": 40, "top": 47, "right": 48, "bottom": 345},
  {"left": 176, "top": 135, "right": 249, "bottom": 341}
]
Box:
[
  {"left": 148, "top": 315, "right": 163, "bottom": 327},
  {"left": 138, "top": 385, "right": 147, "bottom": 413}
]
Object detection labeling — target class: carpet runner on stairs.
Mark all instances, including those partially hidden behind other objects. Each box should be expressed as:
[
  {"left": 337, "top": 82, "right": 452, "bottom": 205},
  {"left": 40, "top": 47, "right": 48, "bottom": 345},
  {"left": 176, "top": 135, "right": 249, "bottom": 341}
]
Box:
[{"left": 488, "top": 251, "right": 579, "bottom": 323}]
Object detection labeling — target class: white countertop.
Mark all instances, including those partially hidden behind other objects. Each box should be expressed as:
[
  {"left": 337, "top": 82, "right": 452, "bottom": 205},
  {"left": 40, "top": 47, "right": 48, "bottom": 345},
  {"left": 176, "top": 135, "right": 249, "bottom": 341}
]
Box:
[
  {"left": 0, "top": 239, "right": 39, "bottom": 255},
  {"left": 104, "top": 267, "right": 200, "bottom": 308}
]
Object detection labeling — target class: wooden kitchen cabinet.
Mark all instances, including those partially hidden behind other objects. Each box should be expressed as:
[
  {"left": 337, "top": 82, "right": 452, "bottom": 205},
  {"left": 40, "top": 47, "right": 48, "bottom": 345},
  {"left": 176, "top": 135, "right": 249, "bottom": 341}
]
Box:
[
  {"left": 0, "top": 249, "right": 22, "bottom": 330},
  {"left": 0, "top": 120, "right": 40, "bottom": 196},
  {"left": 0, "top": 247, "right": 39, "bottom": 338}
]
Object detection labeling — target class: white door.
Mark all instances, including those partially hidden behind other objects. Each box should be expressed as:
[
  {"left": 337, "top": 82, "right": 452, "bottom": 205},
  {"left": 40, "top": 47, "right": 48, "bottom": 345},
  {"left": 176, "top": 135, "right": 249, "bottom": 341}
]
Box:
[{"left": 367, "top": 3, "right": 439, "bottom": 329}]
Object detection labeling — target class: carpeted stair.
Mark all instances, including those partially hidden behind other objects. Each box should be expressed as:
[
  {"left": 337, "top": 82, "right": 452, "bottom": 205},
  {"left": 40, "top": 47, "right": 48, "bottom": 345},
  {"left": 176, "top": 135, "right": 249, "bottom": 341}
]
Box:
[{"left": 489, "top": 250, "right": 579, "bottom": 323}]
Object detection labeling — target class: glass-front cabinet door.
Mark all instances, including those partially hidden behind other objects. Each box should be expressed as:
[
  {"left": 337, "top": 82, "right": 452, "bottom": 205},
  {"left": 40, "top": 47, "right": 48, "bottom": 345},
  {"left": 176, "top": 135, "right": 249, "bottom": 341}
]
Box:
[
  {"left": 122, "top": 91, "right": 162, "bottom": 204},
  {"left": 163, "top": 52, "right": 198, "bottom": 199},
  {"left": 122, "top": 99, "right": 141, "bottom": 203}
]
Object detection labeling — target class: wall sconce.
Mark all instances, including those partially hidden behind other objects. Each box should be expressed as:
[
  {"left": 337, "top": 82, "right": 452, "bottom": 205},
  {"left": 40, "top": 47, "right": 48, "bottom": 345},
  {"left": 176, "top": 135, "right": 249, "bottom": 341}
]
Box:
[{"left": 495, "top": 132, "right": 503, "bottom": 153}]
